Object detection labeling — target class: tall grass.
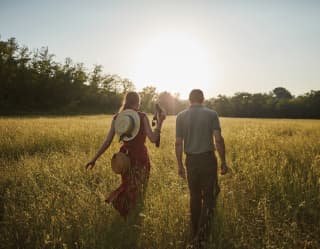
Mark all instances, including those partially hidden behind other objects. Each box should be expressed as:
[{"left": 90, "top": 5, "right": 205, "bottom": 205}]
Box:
[{"left": 0, "top": 116, "right": 319, "bottom": 249}]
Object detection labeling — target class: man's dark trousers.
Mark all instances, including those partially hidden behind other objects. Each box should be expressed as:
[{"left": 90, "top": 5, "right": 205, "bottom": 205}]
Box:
[{"left": 186, "top": 151, "right": 218, "bottom": 241}]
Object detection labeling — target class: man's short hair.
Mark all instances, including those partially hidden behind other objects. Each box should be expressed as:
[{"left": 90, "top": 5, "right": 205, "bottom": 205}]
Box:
[{"left": 189, "top": 89, "right": 204, "bottom": 103}]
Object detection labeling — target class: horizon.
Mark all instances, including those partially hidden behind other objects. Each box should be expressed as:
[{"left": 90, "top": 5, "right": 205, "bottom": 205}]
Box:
[{"left": 1, "top": 0, "right": 319, "bottom": 99}]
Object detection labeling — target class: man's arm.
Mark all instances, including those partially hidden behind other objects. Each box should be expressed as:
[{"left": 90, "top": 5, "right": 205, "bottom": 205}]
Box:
[
  {"left": 175, "top": 137, "right": 186, "bottom": 179},
  {"left": 213, "top": 130, "right": 228, "bottom": 174}
]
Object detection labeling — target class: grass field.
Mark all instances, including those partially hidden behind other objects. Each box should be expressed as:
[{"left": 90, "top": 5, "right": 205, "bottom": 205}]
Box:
[{"left": 0, "top": 116, "right": 320, "bottom": 249}]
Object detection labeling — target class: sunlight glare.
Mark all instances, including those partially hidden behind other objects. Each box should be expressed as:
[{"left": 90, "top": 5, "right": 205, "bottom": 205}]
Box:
[{"left": 131, "top": 32, "right": 218, "bottom": 99}]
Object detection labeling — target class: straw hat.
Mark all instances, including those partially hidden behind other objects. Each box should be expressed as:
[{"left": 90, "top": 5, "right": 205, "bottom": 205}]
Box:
[
  {"left": 114, "top": 109, "right": 140, "bottom": 141},
  {"left": 111, "top": 152, "right": 131, "bottom": 174}
]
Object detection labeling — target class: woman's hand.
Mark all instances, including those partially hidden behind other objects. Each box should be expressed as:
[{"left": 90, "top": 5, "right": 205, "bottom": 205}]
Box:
[
  {"left": 157, "top": 111, "right": 166, "bottom": 125},
  {"left": 85, "top": 159, "right": 96, "bottom": 170}
]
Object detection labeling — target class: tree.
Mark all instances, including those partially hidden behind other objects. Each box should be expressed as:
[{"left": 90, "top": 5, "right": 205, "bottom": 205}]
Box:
[
  {"left": 206, "top": 95, "right": 233, "bottom": 116},
  {"left": 273, "top": 87, "right": 293, "bottom": 99},
  {"left": 1, "top": 36, "right": 319, "bottom": 118},
  {"left": 139, "top": 86, "right": 158, "bottom": 113},
  {"left": 158, "top": 91, "right": 176, "bottom": 115},
  {"left": 121, "top": 78, "right": 135, "bottom": 94},
  {"left": 89, "top": 64, "right": 103, "bottom": 90},
  {"left": 101, "top": 74, "right": 115, "bottom": 92}
]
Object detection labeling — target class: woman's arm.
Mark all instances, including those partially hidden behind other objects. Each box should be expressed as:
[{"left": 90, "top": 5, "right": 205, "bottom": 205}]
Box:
[
  {"left": 86, "top": 119, "right": 116, "bottom": 170},
  {"left": 143, "top": 114, "right": 164, "bottom": 143}
]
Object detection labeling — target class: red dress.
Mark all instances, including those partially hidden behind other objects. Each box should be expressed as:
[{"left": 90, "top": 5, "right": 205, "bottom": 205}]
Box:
[{"left": 106, "top": 111, "right": 151, "bottom": 217}]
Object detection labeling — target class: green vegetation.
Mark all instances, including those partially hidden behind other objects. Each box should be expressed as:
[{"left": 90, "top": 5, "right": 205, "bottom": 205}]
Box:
[
  {"left": 1, "top": 116, "right": 319, "bottom": 249},
  {"left": 1, "top": 36, "right": 320, "bottom": 117}
]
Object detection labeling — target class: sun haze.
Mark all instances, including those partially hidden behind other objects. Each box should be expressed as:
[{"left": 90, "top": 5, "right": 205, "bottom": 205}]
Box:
[
  {"left": 1, "top": 0, "right": 319, "bottom": 98},
  {"left": 130, "top": 31, "right": 218, "bottom": 99}
]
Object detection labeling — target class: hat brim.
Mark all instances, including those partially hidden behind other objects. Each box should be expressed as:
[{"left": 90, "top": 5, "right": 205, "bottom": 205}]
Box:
[{"left": 115, "top": 109, "right": 140, "bottom": 141}]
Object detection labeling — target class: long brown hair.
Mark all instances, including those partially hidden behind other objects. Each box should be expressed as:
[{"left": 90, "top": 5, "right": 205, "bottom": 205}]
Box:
[{"left": 119, "top": 92, "right": 140, "bottom": 112}]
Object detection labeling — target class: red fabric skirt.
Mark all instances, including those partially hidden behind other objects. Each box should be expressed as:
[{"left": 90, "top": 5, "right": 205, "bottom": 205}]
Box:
[{"left": 106, "top": 145, "right": 150, "bottom": 217}]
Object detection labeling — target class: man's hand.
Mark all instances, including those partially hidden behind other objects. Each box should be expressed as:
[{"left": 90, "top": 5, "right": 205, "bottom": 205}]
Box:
[
  {"left": 178, "top": 165, "right": 186, "bottom": 179},
  {"left": 85, "top": 159, "right": 96, "bottom": 170},
  {"left": 220, "top": 162, "right": 228, "bottom": 175}
]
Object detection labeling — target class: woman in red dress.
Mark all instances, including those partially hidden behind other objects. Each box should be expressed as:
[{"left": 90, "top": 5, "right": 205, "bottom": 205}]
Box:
[{"left": 86, "top": 92, "right": 165, "bottom": 217}]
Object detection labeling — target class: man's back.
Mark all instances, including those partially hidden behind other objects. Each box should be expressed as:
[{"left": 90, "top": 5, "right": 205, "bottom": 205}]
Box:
[
  {"left": 175, "top": 89, "right": 228, "bottom": 245},
  {"left": 176, "top": 105, "right": 221, "bottom": 154}
]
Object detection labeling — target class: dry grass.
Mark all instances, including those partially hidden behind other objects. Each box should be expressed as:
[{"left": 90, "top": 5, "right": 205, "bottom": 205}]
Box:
[{"left": 0, "top": 116, "right": 320, "bottom": 249}]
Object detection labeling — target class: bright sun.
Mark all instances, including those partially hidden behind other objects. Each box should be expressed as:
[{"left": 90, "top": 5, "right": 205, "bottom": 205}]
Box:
[{"left": 130, "top": 32, "right": 217, "bottom": 99}]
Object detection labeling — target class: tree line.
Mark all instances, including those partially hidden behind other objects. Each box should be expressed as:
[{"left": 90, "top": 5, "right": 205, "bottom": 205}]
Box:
[{"left": 1, "top": 37, "right": 319, "bottom": 118}]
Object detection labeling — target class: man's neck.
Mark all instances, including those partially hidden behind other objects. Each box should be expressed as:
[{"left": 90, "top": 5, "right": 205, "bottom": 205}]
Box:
[{"left": 190, "top": 103, "right": 202, "bottom": 107}]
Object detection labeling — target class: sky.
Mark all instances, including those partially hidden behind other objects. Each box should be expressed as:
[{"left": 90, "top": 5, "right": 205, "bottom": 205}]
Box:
[{"left": 1, "top": 0, "right": 319, "bottom": 99}]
